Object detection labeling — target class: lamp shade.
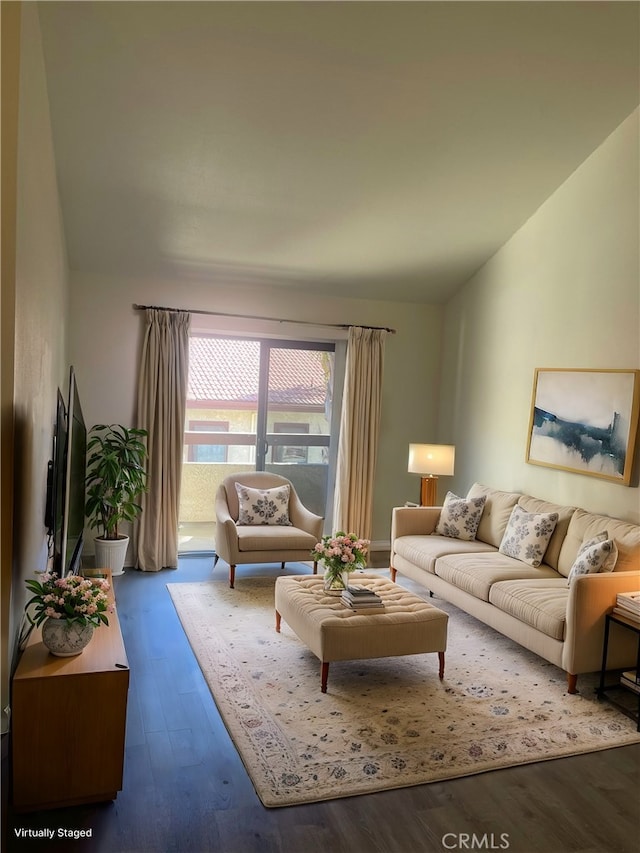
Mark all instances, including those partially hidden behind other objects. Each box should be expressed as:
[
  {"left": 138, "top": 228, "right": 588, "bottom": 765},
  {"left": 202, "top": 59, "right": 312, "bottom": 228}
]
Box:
[{"left": 408, "top": 444, "right": 455, "bottom": 476}]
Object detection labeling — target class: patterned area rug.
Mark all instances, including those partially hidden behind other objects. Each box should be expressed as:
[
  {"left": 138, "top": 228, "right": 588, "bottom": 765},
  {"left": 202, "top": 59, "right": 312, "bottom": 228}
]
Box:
[{"left": 167, "top": 576, "right": 640, "bottom": 807}]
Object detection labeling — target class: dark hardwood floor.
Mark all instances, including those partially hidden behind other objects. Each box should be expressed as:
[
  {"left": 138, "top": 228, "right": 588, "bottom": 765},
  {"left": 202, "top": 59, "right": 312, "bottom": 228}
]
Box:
[{"left": 3, "top": 557, "right": 639, "bottom": 853}]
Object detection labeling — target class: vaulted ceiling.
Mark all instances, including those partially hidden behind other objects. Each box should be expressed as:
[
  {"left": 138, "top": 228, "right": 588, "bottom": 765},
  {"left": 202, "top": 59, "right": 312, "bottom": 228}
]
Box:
[{"left": 38, "top": 1, "right": 639, "bottom": 304}]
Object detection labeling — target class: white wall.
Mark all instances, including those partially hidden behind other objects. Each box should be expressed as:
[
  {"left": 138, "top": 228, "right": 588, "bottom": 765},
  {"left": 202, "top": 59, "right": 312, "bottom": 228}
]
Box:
[
  {"left": 13, "top": 2, "right": 69, "bottom": 584},
  {"left": 440, "top": 109, "right": 640, "bottom": 522},
  {"left": 8, "top": 3, "right": 69, "bottom": 679},
  {"left": 69, "top": 272, "right": 444, "bottom": 544}
]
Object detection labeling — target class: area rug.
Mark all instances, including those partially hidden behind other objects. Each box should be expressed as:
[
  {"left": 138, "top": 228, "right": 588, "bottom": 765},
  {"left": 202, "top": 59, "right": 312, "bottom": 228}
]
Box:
[{"left": 167, "top": 576, "right": 640, "bottom": 807}]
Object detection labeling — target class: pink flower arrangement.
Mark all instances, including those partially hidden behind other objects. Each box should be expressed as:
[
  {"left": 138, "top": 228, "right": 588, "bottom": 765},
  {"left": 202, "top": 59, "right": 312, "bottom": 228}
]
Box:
[
  {"left": 311, "top": 532, "right": 369, "bottom": 581},
  {"left": 25, "top": 572, "right": 112, "bottom": 629}
]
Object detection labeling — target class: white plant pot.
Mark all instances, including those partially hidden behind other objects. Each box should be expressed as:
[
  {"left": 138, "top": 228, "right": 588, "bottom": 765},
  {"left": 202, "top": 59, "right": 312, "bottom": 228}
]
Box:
[{"left": 94, "top": 535, "right": 129, "bottom": 576}]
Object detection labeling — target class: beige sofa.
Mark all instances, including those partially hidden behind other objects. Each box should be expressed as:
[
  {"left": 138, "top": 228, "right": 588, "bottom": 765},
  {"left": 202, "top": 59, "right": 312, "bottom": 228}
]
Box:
[{"left": 391, "top": 483, "right": 640, "bottom": 693}]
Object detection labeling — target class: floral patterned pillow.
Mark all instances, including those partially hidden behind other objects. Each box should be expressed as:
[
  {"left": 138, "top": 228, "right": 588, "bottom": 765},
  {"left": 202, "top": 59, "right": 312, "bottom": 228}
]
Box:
[
  {"left": 567, "top": 531, "right": 618, "bottom": 585},
  {"left": 498, "top": 504, "right": 558, "bottom": 567},
  {"left": 434, "top": 492, "right": 487, "bottom": 541},
  {"left": 235, "top": 484, "right": 292, "bottom": 526}
]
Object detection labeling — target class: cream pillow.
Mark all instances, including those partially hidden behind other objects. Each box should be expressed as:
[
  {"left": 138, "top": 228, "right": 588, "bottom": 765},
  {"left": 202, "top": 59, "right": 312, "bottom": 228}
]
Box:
[
  {"left": 235, "top": 483, "right": 292, "bottom": 526},
  {"left": 567, "top": 531, "right": 618, "bottom": 584},
  {"left": 434, "top": 492, "right": 486, "bottom": 541},
  {"left": 498, "top": 504, "right": 559, "bottom": 567}
]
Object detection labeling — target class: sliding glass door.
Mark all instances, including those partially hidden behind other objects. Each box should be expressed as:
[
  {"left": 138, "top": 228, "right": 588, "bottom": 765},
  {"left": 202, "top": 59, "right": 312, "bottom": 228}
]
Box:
[
  {"left": 179, "top": 336, "right": 337, "bottom": 552},
  {"left": 261, "top": 342, "right": 334, "bottom": 518}
]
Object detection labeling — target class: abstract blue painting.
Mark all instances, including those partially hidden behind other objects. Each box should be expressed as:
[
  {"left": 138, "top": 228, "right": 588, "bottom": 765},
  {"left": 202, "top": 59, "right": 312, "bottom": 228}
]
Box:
[{"left": 526, "top": 369, "right": 640, "bottom": 484}]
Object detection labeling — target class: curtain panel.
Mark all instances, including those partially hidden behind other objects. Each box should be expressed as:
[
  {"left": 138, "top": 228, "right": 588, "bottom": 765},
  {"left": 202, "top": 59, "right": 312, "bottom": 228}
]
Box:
[
  {"left": 135, "top": 309, "right": 190, "bottom": 571},
  {"left": 333, "top": 326, "right": 387, "bottom": 542}
]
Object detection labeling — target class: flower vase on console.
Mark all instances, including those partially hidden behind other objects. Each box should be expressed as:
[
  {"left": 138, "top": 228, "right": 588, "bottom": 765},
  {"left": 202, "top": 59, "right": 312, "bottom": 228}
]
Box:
[
  {"left": 41, "top": 618, "right": 94, "bottom": 657},
  {"left": 24, "top": 571, "right": 112, "bottom": 657},
  {"left": 311, "top": 532, "right": 370, "bottom": 596}
]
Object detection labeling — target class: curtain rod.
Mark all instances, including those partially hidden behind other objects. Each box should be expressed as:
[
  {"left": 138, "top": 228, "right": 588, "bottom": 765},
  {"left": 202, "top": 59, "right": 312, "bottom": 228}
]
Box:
[{"left": 132, "top": 303, "right": 396, "bottom": 334}]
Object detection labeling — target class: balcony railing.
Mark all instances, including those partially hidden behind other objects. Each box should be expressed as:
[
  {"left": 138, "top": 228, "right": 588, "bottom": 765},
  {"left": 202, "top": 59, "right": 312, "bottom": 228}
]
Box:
[{"left": 179, "top": 431, "right": 330, "bottom": 554}]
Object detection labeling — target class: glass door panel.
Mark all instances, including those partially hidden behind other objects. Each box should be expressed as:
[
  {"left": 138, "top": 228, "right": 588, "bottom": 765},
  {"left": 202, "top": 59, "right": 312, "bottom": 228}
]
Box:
[
  {"left": 264, "top": 344, "right": 333, "bottom": 519},
  {"left": 180, "top": 337, "right": 261, "bottom": 552},
  {"left": 180, "top": 336, "right": 335, "bottom": 553}
]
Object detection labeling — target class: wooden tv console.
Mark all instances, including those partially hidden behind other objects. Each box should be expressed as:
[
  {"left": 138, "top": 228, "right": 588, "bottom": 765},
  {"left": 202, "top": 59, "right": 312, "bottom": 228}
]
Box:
[{"left": 11, "top": 570, "right": 129, "bottom": 811}]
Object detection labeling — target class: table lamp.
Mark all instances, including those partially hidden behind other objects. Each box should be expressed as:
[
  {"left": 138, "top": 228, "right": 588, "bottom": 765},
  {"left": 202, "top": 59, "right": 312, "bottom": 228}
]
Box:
[{"left": 408, "top": 443, "right": 455, "bottom": 506}]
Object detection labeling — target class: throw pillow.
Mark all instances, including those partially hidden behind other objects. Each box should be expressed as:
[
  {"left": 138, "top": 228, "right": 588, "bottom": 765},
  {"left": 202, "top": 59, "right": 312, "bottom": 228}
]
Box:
[
  {"left": 434, "top": 492, "right": 487, "bottom": 541},
  {"left": 498, "top": 504, "right": 559, "bottom": 567},
  {"left": 567, "top": 531, "right": 618, "bottom": 584},
  {"left": 235, "top": 483, "right": 292, "bottom": 526}
]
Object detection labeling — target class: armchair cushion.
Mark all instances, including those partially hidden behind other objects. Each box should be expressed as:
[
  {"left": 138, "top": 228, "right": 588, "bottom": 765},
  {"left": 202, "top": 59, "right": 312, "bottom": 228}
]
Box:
[
  {"left": 237, "top": 525, "right": 319, "bottom": 552},
  {"left": 235, "top": 483, "right": 292, "bottom": 526}
]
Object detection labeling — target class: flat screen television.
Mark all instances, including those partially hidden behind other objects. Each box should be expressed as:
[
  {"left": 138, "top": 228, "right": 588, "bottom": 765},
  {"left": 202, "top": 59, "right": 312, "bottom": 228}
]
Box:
[
  {"left": 62, "top": 368, "right": 87, "bottom": 575},
  {"left": 45, "top": 389, "right": 67, "bottom": 574},
  {"left": 45, "top": 367, "right": 87, "bottom": 576}
]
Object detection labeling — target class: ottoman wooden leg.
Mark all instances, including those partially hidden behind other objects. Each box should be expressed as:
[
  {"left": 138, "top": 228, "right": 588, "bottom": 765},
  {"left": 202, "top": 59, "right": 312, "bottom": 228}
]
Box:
[
  {"left": 438, "top": 651, "right": 445, "bottom": 680},
  {"left": 321, "top": 661, "right": 329, "bottom": 693},
  {"left": 275, "top": 610, "right": 281, "bottom": 633}
]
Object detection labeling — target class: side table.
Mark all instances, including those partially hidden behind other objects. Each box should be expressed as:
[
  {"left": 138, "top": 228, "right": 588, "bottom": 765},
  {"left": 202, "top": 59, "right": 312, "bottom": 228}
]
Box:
[{"left": 595, "top": 610, "right": 640, "bottom": 731}]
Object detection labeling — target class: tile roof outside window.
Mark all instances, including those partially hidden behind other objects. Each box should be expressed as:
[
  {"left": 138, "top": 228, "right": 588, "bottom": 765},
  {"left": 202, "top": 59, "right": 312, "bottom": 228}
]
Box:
[{"left": 188, "top": 337, "right": 328, "bottom": 407}]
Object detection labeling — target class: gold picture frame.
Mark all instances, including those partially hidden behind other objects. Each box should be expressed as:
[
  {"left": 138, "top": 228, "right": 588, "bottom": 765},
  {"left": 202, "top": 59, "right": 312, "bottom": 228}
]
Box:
[{"left": 526, "top": 368, "right": 640, "bottom": 485}]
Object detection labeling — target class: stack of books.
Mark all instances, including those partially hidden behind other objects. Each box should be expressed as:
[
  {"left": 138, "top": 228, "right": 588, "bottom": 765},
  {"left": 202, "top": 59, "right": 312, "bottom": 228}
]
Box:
[
  {"left": 341, "top": 585, "right": 384, "bottom": 612},
  {"left": 620, "top": 670, "right": 640, "bottom": 695},
  {"left": 612, "top": 591, "right": 640, "bottom": 623}
]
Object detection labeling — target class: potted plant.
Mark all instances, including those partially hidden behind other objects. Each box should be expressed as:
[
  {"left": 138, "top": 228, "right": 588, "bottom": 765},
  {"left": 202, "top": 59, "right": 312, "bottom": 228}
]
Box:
[
  {"left": 25, "top": 571, "right": 111, "bottom": 656},
  {"left": 85, "top": 424, "right": 148, "bottom": 576}
]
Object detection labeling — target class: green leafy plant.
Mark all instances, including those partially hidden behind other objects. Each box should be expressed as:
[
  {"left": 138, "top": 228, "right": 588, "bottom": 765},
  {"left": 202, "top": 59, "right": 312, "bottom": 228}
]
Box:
[
  {"left": 25, "top": 572, "right": 111, "bottom": 628},
  {"left": 85, "top": 424, "right": 149, "bottom": 540}
]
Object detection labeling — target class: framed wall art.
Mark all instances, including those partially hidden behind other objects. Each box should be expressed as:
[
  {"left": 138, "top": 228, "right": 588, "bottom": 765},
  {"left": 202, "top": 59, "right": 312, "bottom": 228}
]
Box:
[{"left": 526, "top": 368, "right": 640, "bottom": 485}]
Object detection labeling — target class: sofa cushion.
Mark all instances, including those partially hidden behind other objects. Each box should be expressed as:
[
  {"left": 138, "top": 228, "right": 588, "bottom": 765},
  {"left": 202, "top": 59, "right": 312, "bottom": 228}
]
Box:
[
  {"left": 393, "top": 534, "right": 495, "bottom": 574},
  {"left": 517, "top": 495, "right": 575, "bottom": 571},
  {"left": 236, "top": 525, "right": 317, "bottom": 552},
  {"left": 567, "top": 534, "right": 618, "bottom": 584},
  {"left": 466, "top": 483, "right": 521, "bottom": 548},
  {"left": 557, "top": 508, "right": 640, "bottom": 576},
  {"left": 434, "top": 551, "right": 560, "bottom": 601},
  {"left": 489, "top": 579, "right": 568, "bottom": 641},
  {"left": 499, "top": 505, "right": 559, "bottom": 567},
  {"left": 434, "top": 491, "right": 486, "bottom": 541},
  {"left": 235, "top": 483, "right": 292, "bottom": 526}
]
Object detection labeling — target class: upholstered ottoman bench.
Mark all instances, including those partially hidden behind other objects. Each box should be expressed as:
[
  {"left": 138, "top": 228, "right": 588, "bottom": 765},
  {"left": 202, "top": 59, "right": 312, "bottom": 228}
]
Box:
[{"left": 274, "top": 573, "right": 448, "bottom": 692}]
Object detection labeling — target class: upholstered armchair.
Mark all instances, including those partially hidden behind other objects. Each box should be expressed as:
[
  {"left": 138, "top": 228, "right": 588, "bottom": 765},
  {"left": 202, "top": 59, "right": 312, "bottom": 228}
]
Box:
[{"left": 214, "top": 471, "right": 324, "bottom": 588}]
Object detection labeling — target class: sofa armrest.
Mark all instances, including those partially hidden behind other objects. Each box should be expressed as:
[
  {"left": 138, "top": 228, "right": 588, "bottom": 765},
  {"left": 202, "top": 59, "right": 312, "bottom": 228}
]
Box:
[
  {"left": 563, "top": 570, "right": 640, "bottom": 674},
  {"left": 391, "top": 506, "right": 441, "bottom": 541}
]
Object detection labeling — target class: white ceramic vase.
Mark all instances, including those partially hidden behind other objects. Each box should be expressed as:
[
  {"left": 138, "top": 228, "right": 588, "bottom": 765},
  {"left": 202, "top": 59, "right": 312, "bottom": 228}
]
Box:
[{"left": 42, "top": 617, "right": 94, "bottom": 657}]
